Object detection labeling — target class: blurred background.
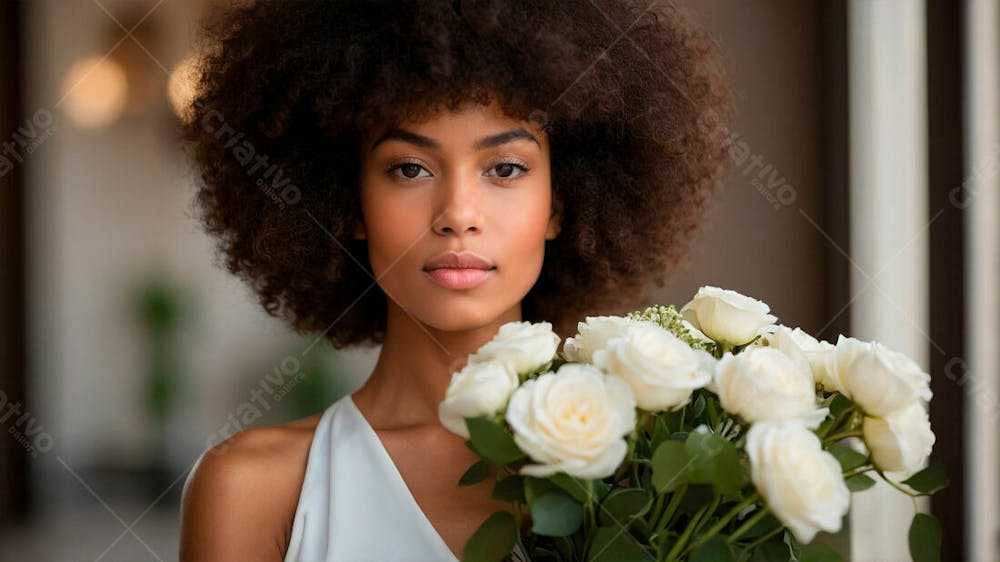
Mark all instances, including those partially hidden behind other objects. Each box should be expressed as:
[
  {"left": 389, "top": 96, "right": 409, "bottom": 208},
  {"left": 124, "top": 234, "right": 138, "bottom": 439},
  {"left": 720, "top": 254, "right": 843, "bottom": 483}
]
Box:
[{"left": 0, "top": 0, "right": 996, "bottom": 560}]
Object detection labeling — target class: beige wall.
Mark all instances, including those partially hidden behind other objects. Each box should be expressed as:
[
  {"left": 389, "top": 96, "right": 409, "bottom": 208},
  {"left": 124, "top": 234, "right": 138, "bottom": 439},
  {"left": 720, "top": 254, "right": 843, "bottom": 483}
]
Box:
[{"left": 658, "top": 1, "right": 830, "bottom": 334}]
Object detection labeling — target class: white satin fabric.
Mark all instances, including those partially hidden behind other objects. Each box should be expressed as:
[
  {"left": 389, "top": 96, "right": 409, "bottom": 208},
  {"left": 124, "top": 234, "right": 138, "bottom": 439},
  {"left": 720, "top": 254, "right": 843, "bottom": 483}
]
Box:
[{"left": 284, "top": 393, "right": 462, "bottom": 562}]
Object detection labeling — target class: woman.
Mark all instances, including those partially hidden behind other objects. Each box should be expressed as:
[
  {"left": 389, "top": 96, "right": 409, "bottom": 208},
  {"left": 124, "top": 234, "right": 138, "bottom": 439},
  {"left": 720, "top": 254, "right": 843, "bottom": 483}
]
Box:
[{"left": 178, "top": 1, "right": 730, "bottom": 560}]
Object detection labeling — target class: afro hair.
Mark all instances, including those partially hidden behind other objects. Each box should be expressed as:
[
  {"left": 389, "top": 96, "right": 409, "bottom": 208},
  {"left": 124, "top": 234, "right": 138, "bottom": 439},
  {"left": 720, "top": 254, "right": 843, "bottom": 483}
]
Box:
[{"left": 180, "top": 0, "right": 733, "bottom": 347}]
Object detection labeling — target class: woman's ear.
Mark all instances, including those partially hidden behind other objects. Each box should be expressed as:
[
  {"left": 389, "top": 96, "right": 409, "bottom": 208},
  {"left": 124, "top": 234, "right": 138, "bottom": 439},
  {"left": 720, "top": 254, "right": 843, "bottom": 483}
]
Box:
[
  {"left": 545, "top": 197, "right": 563, "bottom": 240},
  {"left": 351, "top": 219, "right": 367, "bottom": 240}
]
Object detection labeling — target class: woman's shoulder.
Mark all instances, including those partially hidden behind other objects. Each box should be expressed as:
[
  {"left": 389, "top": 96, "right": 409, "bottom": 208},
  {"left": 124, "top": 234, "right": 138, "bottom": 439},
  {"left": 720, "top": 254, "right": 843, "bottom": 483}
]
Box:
[{"left": 179, "top": 410, "right": 326, "bottom": 562}]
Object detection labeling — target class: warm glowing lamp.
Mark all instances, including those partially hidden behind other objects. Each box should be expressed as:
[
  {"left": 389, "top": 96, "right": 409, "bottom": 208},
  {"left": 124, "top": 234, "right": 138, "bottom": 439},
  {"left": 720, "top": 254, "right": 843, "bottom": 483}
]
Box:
[{"left": 60, "top": 55, "right": 129, "bottom": 129}]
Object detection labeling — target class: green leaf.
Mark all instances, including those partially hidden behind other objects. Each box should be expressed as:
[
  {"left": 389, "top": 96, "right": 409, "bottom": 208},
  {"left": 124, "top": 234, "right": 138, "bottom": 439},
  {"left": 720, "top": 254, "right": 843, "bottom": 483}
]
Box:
[
  {"left": 901, "top": 463, "right": 950, "bottom": 495},
  {"left": 651, "top": 415, "right": 672, "bottom": 451},
  {"left": 751, "top": 541, "right": 790, "bottom": 562},
  {"left": 459, "top": 460, "right": 490, "bottom": 486},
  {"left": 909, "top": 513, "right": 942, "bottom": 562},
  {"left": 845, "top": 473, "right": 877, "bottom": 492},
  {"left": 686, "top": 431, "right": 741, "bottom": 496},
  {"left": 827, "top": 442, "right": 868, "bottom": 471},
  {"left": 462, "top": 510, "right": 517, "bottom": 562},
  {"left": 691, "top": 537, "right": 734, "bottom": 562},
  {"left": 587, "top": 526, "right": 655, "bottom": 562},
  {"left": 549, "top": 473, "right": 609, "bottom": 504},
  {"left": 524, "top": 476, "right": 560, "bottom": 507},
  {"left": 739, "top": 513, "right": 781, "bottom": 539},
  {"left": 491, "top": 475, "right": 525, "bottom": 502},
  {"left": 465, "top": 416, "right": 525, "bottom": 465},
  {"left": 530, "top": 491, "right": 584, "bottom": 537},
  {"left": 598, "top": 488, "right": 652, "bottom": 526},
  {"left": 705, "top": 394, "right": 721, "bottom": 430},
  {"left": 691, "top": 394, "right": 707, "bottom": 419},
  {"left": 659, "top": 408, "right": 686, "bottom": 434},
  {"left": 464, "top": 439, "right": 482, "bottom": 455},
  {"left": 677, "top": 484, "right": 714, "bottom": 516},
  {"left": 800, "top": 543, "right": 844, "bottom": 562},
  {"left": 828, "top": 393, "right": 852, "bottom": 417},
  {"left": 651, "top": 440, "right": 689, "bottom": 493}
]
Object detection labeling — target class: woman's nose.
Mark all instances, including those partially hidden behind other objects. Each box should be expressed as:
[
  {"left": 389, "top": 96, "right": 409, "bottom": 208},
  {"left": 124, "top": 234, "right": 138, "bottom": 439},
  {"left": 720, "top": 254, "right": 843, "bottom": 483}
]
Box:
[{"left": 431, "top": 170, "right": 483, "bottom": 236}]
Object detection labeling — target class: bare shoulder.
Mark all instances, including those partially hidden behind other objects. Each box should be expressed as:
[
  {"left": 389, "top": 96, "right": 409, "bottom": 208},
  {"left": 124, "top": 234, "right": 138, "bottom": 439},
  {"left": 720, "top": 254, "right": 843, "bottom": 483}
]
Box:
[{"left": 179, "top": 411, "right": 325, "bottom": 562}]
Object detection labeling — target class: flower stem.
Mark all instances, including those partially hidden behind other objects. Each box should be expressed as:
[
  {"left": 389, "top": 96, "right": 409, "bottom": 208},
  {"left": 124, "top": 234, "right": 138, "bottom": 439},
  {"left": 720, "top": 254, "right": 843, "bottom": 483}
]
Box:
[
  {"left": 824, "top": 429, "right": 864, "bottom": 443},
  {"left": 877, "top": 470, "right": 921, "bottom": 497},
  {"left": 818, "top": 405, "right": 856, "bottom": 438},
  {"left": 664, "top": 503, "right": 709, "bottom": 562},
  {"left": 726, "top": 506, "right": 769, "bottom": 543},
  {"left": 653, "top": 485, "right": 688, "bottom": 535},
  {"left": 743, "top": 524, "right": 783, "bottom": 551},
  {"left": 841, "top": 465, "right": 875, "bottom": 479},
  {"left": 683, "top": 492, "right": 761, "bottom": 553},
  {"left": 690, "top": 491, "right": 721, "bottom": 539}
]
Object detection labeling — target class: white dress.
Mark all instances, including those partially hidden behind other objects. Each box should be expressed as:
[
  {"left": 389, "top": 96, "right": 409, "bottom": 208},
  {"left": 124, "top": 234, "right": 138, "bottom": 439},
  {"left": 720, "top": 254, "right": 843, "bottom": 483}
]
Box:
[{"left": 283, "top": 393, "right": 528, "bottom": 562}]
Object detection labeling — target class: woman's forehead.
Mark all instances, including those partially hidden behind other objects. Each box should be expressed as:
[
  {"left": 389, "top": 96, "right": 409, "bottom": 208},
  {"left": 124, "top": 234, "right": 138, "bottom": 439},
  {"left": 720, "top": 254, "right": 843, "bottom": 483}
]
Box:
[{"left": 364, "top": 102, "right": 548, "bottom": 152}]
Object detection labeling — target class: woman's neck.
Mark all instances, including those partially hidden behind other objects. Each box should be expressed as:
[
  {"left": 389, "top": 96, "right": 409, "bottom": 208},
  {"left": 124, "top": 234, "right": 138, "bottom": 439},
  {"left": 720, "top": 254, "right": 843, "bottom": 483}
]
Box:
[{"left": 350, "top": 298, "right": 522, "bottom": 430}]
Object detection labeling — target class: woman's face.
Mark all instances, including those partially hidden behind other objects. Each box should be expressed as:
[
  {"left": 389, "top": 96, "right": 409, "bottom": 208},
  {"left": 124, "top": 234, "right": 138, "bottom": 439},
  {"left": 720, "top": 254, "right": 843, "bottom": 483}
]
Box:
[{"left": 355, "top": 101, "right": 560, "bottom": 333}]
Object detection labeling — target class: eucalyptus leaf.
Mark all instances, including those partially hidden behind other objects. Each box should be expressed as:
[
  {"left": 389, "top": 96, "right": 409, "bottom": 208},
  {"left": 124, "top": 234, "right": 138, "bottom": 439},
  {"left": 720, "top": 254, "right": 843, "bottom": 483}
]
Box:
[
  {"left": 685, "top": 431, "right": 741, "bottom": 496},
  {"left": 901, "top": 463, "right": 949, "bottom": 495},
  {"left": 459, "top": 460, "right": 490, "bottom": 486},
  {"left": 462, "top": 510, "right": 517, "bottom": 562},
  {"left": 530, "top": 491, "right": 584, "bottom": 537},
  {"left": 492, "top": 475, "right": 526, "bottom": 502},
  {"left": 651, "top": 440, "right": 689, "bottom": 493},
  {"left": 598, "top": 488, "right": 652, "bottom": 526},
  {"left": 465, "top": 416, "right": 525, "bottom": 465},
  {"left": 827, "top": 442, "right": 868, "bottom": 471},
  {"left": 691, "top": 537, "right": 734, "bottom": 562},
  {"left": 587, "top": 526, "right": 655, "bottom": 562},
  {"left": 524, "top": 476, "right": 560, "bottom": 507},
  {"left": 844, "top": 473, "right": 877, "bottom": 492},
  {"left": 549, "top": 473, "right": 609, "bottom": 503},
  {"left": 909, "top": 513, "right": 942, "bottom": 562},
  {"left": 751, "top": 541, "right": 790, "bottom": 562}
]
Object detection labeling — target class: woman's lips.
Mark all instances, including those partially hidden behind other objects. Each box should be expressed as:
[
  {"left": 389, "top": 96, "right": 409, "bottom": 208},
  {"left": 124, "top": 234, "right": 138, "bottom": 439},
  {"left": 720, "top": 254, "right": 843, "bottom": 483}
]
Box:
[{"left": 424, "top": 267, "right": 495, "bottom": 290}]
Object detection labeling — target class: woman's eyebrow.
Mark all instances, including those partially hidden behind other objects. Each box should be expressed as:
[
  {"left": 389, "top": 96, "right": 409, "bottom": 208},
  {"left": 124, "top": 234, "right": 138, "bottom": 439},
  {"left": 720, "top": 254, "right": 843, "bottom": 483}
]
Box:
[{"left": 370, "top": 128, "right": 539, "bottom": 151}]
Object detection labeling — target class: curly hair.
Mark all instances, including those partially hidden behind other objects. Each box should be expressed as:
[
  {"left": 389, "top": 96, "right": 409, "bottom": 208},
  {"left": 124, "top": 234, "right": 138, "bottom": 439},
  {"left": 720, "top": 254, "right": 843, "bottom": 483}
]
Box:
[{"left": 179, "top": 0, "right": 732, "bottom": 348}]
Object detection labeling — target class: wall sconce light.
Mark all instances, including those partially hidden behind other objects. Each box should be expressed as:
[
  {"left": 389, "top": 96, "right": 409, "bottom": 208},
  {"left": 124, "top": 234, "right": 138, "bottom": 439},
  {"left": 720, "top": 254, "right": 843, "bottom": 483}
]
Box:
[
  {"left": 59, "top": 3, "right": 164, "bottom": 130},
  {"left": 60, "top": 55, "right": 129, "bottom": 129}
]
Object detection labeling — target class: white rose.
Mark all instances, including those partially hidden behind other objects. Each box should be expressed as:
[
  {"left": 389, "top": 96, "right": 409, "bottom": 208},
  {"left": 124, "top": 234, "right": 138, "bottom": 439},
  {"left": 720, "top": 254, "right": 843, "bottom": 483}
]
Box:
[
  {"left": 746, "top": 421, "right": 851, "bottom": 544},
  {"left": 591, "top": 322, "right": 714, "bottom": 412},
  {"left": 827, "top": 336, "right": 933, "bottom": 416},
  {"left": 470, "top": 321, "right": 561, "bottom": 375},
  {"left": 561, "top": 316, "right": 650, "bottom": 363},
  {"left": 761, "top": 325, "right": 835, "bottom": 387},
  {"left": 680, "top": 286, "right": 777, "bottom": 347},
  {"left": 714, "top": 347, "right": 826, "bottom": 427},
  {"left": 504, "top": 363, "right": 636, "bottom": 479},
  {"left": 863, "top": 401, "right": 936, "bottom": 475},
  {"left": 438, "top": 361, "right": 519, "bottom": 438}
]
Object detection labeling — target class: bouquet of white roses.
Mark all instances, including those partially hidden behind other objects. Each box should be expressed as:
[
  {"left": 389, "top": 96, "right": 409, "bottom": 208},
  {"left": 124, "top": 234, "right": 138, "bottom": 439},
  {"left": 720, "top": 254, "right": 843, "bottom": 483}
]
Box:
[{"left": 439, "top": 286, "right": 946, "bottom": 562}]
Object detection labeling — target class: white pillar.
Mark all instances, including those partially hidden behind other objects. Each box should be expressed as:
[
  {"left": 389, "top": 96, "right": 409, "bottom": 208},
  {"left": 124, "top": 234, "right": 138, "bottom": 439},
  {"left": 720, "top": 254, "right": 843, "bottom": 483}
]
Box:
[
  {"left": 847, "top": 1, "right": 929, "bottom": 560},
  {"left": 964, "top": 1, "right": 1000, "bottom": 559}
]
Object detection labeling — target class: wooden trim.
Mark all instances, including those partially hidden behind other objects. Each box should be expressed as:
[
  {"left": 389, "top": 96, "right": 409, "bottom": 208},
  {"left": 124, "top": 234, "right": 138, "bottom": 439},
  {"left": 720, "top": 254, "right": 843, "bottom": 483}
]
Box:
[
  {"left": 925, "top": 0, "right": 967, "bottom": 557},
  {"left": 819, "top": 0, "right": 851, "bottom": 343},
  {"left": 0, "top": 0, "right": 30, "bottom": 521}
]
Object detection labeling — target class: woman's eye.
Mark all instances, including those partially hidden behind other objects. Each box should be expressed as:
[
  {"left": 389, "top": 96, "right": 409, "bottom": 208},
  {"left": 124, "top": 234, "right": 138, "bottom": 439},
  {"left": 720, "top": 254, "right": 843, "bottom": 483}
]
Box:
[
  {"left": 387, "top": 160, "right": 530, "bottom": 181},
  {"left": 389, "top": 162, "right": 431, "bottom": 180},
  {"left": 485, "top": 161, "right": 530, "bottom": 180}
]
